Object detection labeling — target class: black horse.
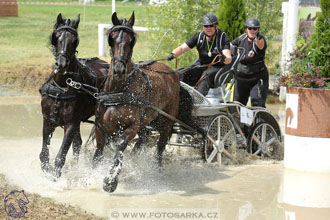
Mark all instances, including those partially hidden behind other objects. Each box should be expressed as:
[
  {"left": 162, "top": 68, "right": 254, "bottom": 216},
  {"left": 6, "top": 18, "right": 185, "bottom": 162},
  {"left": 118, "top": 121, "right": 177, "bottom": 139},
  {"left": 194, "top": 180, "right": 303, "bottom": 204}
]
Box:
[{"left": 39, "top": 13, "right": 109, "bottom": 178}]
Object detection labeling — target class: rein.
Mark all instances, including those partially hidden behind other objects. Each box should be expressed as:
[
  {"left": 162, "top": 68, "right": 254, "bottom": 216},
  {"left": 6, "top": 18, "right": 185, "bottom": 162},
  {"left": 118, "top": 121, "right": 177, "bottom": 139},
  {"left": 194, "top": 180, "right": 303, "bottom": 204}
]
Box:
[{"left": 194, "top": 54, "right": 222, "bottom": 88}]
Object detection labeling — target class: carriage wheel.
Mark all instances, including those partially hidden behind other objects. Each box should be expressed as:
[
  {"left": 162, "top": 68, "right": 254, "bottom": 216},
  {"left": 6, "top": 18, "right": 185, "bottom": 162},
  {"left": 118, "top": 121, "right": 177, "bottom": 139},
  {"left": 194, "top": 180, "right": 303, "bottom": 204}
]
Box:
[
  {"left": 203, "top": 114, "right": 236, "bottom": 164},
  {"left": 248, "top": 122, "right": 280, "bottom": 158}
]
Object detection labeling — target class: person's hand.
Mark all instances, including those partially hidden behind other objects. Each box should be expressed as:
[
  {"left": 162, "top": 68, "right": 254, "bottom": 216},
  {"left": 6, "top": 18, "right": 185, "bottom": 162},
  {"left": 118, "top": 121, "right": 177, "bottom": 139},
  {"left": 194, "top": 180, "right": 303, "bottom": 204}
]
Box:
[
  {"left": 218, "top": 54, "right": 226, "bottom": 62},
  {"left": 256, "top": 32, "right": 264, "bottom": 40},
  {"left": 168, "top": 52, "right": 175, "bottom": 61}
]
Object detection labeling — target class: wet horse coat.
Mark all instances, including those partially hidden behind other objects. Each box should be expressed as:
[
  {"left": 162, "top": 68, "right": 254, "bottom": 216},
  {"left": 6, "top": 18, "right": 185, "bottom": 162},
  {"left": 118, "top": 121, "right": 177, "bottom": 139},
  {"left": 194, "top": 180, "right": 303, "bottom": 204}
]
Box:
[
  {"left": 94, "top": 12, "right": 181, "bottom": 193},
  {"left": 39, "top": 13, "right": 109, "bottom": 178}
]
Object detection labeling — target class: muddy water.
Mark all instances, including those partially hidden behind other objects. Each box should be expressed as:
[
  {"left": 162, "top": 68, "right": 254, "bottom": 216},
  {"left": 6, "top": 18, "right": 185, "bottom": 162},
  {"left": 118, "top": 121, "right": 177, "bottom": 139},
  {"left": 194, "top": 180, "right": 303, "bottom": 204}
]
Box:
[{"left": 0, "top": 97, "right": 330, "bottom": 220}]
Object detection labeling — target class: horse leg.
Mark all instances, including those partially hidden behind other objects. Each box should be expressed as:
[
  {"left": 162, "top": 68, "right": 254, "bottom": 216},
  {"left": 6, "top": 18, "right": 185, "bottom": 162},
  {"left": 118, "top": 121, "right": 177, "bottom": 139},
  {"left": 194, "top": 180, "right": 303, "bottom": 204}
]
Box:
[
  {"left": 53, "top": 125, "right": 78, "bottom": 178},
  {"left": 93, "top": 126, "right": 106, "bottom": 168},
  {"left": 72, "top": 126, "right": 82, "bottom": 163},
  {"left": 103, "top": 134, "right": 129, "bottom": 193},
  {"left": 131, "top": 128, "right": 149, "bottom": 153},
  {"left": 40, "top": 120, "right": 55, "bottom": 173},
  {"left": 156, "top": 119, "right": 173, "bottom": 167}
]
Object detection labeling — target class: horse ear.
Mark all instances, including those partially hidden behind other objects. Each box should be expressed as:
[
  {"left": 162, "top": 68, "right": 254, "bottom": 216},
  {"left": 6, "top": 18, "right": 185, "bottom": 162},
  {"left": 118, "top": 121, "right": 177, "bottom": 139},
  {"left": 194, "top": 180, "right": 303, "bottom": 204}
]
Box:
[
  {"left": 307, "top": 13, "right": 311, "bottom": 20},
  {"left": 57, "top": 13, "right": 63, "bottom": 25},
  {"left": 112, "top": 12, "right": 121, "bottom": 25},
  {"left": 128, "top": 11, "right": 135, "bottom": 27},
  {"left": 312, "top": 15, "right": 317, "bottom": 21},
  {"left": 74, "top": 14, "right": 80, "bottom": 29}
]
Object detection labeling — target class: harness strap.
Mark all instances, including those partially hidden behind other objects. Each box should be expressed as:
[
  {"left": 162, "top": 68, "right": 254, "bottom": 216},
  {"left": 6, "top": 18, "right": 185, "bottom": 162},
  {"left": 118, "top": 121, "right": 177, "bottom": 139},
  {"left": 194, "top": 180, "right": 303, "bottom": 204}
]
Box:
[{"left": 194, "top": 54, "right": 223, "bottom": 88}]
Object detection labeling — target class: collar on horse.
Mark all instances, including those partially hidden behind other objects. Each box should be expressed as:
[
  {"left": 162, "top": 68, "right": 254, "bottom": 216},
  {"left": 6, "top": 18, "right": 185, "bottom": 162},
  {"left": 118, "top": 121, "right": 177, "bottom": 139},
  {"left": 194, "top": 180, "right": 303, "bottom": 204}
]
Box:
[{"left": 95, "top": 65, "right": 152, "bottom": 108}]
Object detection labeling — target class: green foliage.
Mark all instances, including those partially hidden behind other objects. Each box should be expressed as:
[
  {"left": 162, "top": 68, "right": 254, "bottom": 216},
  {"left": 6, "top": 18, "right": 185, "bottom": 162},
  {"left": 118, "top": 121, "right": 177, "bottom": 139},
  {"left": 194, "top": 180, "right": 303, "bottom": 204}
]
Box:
[
  {"left": 278, "top": 45, "right": 330, "bottom": 89},
  {"left": 217, "top": 0, "right": 246, "bottom": 41},
  {"left": 282, "top": 0, "right": 330, "bottom": 89},
  {"left": 245, "top": 0, "right": 282, "bottom": 39},
  {"left": 245, "top": 0, "right": 283, "bottom": 74},
  {"left": 307, "top": 0, "right": 330, "bottom": 78},
  {"left": 145, "top": 0, "right": 219, "bottom": 68}
]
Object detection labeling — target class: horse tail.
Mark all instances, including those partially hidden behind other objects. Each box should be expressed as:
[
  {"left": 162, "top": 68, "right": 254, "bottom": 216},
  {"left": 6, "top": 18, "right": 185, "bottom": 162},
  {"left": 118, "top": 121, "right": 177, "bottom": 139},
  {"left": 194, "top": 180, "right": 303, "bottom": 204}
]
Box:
[
  {"left": 178, "top": 86, "right": 205, "bottom": 135},
  {"left": 178, "top": 85, "right": 193, "bottom": 124}
]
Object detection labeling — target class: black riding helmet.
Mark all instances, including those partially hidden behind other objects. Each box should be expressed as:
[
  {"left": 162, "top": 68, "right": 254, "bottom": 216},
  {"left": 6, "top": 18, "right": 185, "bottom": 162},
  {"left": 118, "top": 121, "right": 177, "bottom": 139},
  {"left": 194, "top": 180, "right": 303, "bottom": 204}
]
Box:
[
  {"left": 245, "top": 18, "right": 260, "bottom": 28},
  {"left": 201, "top": 14, "right": 218, "bottom": 26}
]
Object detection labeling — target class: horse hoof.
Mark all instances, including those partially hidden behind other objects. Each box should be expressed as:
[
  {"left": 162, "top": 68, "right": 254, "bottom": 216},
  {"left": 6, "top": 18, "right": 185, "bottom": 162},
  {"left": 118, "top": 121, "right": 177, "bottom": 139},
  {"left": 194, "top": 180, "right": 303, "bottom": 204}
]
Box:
[
  {"left": 41, "top": 163, "right": 50, "bottom": 173},
  {"left": 53, "top": 168, "right": 62, "bottom": 179},
  {"left": 103, "top": 176, "right": 118, "bottom": 193},
  {"left": 92, "top": 156, "right": 104, "bottom": 169}
]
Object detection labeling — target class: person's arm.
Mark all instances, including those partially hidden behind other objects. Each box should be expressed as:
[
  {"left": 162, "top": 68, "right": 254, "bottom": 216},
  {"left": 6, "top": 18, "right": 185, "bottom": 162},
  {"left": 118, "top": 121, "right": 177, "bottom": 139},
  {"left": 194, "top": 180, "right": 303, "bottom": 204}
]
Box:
[
  {"left": 222, "top": 49, "right": 232, "bottom": 64},
  {"left": 255, "top": 32, "right": 265, "bottom": 50},
  {"left": 172, "top": 43, "right": 191, "bottom": 57},
  {"left": 220, "top": 31, "right": 232, "bottom": 64}
]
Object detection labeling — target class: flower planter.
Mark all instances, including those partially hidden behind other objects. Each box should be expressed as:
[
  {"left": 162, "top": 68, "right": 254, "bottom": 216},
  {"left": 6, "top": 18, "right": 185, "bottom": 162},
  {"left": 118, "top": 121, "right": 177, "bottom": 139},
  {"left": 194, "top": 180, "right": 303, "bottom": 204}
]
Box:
[{"left": 285, "top": 87, "right": 330, "bottom": 173}]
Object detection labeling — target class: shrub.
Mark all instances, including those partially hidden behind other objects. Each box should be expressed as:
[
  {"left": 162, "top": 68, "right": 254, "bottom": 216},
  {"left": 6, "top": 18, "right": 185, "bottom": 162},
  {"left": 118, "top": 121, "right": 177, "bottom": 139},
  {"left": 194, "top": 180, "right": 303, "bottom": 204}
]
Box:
[{"left": 278, "top": 0, "right": 330, "bottom": 89}]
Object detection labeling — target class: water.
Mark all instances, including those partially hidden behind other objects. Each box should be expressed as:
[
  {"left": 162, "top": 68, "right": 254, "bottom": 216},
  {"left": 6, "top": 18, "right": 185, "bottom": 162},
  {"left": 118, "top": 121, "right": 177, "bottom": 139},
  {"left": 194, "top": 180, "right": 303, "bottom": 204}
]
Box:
[{"left": 0, "top": 97, "right": 329, "bottom": 220}]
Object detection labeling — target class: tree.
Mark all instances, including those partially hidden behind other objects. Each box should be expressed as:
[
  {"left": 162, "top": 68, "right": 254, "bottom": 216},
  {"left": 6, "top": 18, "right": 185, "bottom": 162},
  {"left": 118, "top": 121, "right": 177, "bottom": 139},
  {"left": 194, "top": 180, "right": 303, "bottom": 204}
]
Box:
[
  {"left": 308, "top": 0, "right": 330, "bottom": 77},
  {"left": 145, "top": 0, "right": 219, "bottom": 68},
  {"left": 218, "top": 0, "right": 246, "bottom": 41}
]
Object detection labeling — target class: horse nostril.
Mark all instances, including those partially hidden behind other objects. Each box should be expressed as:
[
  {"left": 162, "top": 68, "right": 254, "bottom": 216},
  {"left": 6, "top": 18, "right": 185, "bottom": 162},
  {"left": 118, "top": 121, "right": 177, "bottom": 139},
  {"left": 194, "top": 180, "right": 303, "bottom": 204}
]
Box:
[{"left": 113, "top": 62, "right": 126, "bottom": 77}]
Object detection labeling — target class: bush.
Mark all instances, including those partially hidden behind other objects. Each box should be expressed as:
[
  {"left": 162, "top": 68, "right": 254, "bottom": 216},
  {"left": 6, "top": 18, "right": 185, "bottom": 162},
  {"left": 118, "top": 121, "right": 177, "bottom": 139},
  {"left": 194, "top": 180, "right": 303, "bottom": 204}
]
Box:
[
  {"left": 217, "top": 0, "right": 246, "bottom": 41},
  {"left": 308, "top": 0, "right": 330, "bottom": 78},
  {"left": 277, "top": 45, "right": 330, "bottom": 89},
  {"left": 278, "top": 0, "right": 330, "bottom": 89}
]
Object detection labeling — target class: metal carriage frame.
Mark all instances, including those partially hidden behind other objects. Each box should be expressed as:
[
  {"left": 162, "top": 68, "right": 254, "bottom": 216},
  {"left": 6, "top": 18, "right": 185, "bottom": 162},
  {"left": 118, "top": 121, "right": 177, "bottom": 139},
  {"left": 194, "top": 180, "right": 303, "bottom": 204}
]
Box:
[
  {"left": 165, "top": 46, "right": 283, "bottom": 164},
  {"left": 167, "top": 82, "right": 282, "bottom": 164}
]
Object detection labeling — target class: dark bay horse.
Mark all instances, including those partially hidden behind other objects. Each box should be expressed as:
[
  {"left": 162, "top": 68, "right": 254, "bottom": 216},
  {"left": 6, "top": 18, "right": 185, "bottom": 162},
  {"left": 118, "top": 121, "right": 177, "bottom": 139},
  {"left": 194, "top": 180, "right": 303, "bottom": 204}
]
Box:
[
  {"left": 298, "top": 13, "right": 317, "bottom": 42},
  {"left": 94, "top": 12, "right": 181, "bottom": 193},
  {"left": 39, "top": 13, "right": 109, "bottom": 178}
]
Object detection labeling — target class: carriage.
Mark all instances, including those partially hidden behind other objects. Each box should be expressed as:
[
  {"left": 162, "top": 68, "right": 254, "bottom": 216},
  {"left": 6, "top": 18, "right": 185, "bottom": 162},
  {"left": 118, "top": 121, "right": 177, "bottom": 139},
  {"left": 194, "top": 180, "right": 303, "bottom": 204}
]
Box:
[{"left": 140, "top": 46, "right": 283, "bottom": 165}]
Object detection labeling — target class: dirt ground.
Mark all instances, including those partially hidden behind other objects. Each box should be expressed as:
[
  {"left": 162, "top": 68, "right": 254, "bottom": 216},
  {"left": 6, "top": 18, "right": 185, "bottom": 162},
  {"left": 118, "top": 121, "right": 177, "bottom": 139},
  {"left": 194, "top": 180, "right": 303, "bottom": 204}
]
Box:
[{"left": 0, "top": 174, "right": 104, "bottom": 220}]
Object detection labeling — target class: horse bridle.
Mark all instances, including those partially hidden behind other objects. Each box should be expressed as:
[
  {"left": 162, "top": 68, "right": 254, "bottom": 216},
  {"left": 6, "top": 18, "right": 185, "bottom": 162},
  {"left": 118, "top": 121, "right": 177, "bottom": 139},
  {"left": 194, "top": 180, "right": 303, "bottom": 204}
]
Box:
[
  {"left": 108, "top": 25, "right": 136, "bottom": 67},
  {"left": 52, "top": 25, "right": 79, "bottom": 61}
]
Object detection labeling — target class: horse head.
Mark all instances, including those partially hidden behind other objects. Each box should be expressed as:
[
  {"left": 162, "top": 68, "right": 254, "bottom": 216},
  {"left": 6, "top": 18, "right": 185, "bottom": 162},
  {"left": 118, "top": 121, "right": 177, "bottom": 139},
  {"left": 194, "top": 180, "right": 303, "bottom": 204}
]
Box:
[
  {"left": 108, "top": 12, "right": 136, "bottom": 79},
  {"left": 298, "top": 13, "right": 317, "bottom": 42},
  {"left": 51, "top": 13, "right": 80, "bottom": 74}
]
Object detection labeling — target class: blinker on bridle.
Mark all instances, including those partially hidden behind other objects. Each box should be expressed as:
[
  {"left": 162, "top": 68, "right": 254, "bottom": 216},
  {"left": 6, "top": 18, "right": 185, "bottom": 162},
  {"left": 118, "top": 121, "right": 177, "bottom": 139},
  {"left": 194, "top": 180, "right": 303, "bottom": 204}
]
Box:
[
  {"left": 52, "top": 25, "right": 79, "bottom": 74},
  {"left": 108, "top": 25, "right": 136, "bottom": 66},
  {"left": 53, "top": 25, "right": 79, "bottom": 60}
]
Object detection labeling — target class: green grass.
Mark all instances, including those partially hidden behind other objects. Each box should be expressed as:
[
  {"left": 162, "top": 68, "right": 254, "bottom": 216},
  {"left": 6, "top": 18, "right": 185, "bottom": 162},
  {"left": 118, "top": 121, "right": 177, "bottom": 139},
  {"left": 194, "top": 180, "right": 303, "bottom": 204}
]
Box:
[{"left": 0, "top": 2, "right": 150, "bottom": 67}]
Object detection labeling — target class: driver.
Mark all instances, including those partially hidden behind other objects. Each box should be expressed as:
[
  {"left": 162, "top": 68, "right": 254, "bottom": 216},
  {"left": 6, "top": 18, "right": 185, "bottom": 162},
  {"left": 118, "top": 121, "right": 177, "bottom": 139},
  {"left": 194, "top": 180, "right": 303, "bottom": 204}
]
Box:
[{"left": 168, "top": 13, "right": 232, "bottom": 96}]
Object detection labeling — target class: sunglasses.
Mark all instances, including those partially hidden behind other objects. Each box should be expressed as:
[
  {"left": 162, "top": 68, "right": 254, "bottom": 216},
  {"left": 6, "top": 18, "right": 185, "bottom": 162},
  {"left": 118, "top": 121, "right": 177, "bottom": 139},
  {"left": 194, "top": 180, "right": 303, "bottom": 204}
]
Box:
[
  {"left": 203, "top": 25, "right": 214, "bottom": 28},
  {"left": 248, "top": 27, "right": 258, "bottom": 31}
]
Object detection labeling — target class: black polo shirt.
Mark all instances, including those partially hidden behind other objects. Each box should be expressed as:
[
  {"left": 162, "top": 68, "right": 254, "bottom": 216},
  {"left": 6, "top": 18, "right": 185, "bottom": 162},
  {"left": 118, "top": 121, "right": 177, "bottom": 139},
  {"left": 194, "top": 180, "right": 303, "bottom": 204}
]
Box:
[
  {"left": 186, "top": 29, "right": 230, "bottom": 67},
  {"left": 231, "top": 33, "right": 267, "bottom": 65}
]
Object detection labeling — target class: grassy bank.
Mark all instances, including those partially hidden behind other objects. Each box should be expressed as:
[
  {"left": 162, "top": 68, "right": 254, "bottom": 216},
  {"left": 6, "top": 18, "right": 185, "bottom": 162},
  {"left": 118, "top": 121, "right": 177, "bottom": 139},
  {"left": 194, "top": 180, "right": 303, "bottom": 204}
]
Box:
[{"left": 0, "top": 2, "right": 151, "bottom": 93}]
